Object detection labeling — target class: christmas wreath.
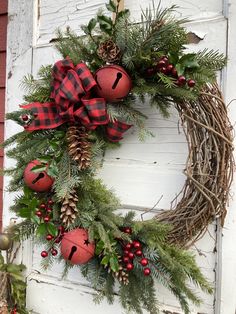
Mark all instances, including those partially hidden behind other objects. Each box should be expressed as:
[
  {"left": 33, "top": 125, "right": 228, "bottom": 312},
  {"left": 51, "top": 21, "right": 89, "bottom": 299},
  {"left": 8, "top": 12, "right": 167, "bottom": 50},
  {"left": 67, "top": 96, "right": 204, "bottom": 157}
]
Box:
[{"left": 0, "top": 1, "right": 233, "bottom": 313}]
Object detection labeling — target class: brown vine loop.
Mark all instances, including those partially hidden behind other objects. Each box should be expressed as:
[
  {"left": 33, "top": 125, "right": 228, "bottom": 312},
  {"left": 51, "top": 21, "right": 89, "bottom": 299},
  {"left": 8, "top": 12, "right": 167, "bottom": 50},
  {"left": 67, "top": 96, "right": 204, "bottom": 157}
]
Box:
[{"left": 156, "top": 82, "right": 234, "bottom": 247}]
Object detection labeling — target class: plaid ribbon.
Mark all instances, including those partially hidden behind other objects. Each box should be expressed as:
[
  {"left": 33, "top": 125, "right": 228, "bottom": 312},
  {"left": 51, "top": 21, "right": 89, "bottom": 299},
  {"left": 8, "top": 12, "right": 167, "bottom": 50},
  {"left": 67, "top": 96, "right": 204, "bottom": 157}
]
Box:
[{"left": 21, "top": 58, "right": 131, "bottom": 142}]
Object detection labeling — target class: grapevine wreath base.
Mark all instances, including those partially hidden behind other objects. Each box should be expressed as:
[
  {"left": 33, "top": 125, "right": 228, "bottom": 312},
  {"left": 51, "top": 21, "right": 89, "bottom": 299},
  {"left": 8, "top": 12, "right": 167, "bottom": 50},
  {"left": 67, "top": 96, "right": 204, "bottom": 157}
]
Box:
[
  {"left": 0, "top": 2, "right": 234, "bottom": 314},
  {"left": 157, "top": 82, "right": 234, "bottom": 246}
]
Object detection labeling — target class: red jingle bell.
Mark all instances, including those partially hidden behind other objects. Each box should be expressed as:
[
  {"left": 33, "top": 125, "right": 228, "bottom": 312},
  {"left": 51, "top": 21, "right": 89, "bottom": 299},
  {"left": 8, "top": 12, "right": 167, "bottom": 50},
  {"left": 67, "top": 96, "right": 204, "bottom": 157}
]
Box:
[
  {"left": 61, "top": 228, "right": 95, "bottom": 265},
  {"left": 95, "top": 65, "right": 132, "bottom": 102},
  {"left": 23, "top": 160, "right": 54, "bottom": 192}
]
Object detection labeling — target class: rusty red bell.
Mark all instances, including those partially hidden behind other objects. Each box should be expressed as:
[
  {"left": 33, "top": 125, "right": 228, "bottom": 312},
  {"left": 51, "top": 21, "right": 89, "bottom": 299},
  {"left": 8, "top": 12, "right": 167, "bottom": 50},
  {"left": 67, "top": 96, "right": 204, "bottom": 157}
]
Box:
[
  {"left": 61, "top": 228, "right": 95, "bottom": 265},
  {"left": 23, "top": 160, "right": 54, "bottom": 192},
  {"left": 94, "top": 65, "right": 132, "bottom": 102}
]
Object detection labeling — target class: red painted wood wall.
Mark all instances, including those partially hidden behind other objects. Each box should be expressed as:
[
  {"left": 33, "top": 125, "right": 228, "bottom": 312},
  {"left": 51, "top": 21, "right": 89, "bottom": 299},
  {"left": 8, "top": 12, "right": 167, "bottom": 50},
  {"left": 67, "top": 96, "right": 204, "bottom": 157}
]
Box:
[{"left": 0, "top": 0, "right": 8, "bottom": 230}]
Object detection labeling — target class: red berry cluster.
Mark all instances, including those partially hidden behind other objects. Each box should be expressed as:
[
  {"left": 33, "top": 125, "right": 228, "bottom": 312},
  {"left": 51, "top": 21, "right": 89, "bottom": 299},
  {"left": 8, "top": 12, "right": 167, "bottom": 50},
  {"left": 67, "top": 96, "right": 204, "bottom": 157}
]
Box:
[
  {"left": 146, "top": 55, "right": 196, "bottom": 88},
  {"left": 41, "top": 226, "right": 65, "bottom": 258},
  {"left": 35, "top": 199, "right": 54, "bottom": 223},
  {"left": 122, "top": 227, "right": 151, "bottom": 276}
]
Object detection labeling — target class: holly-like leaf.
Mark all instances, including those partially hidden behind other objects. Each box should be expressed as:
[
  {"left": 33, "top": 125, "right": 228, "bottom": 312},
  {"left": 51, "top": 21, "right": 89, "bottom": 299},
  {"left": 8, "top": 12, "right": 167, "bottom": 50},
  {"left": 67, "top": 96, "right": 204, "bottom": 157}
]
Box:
[
  {"left": 175, "top": 63, "right": 185, "bottom": 76},
  {"left": 31, "top": 215, "right": 40, "bottom": 225},
  {"left": 31, "top": 164, "right": 47, "bottom": 173},
  {"left": 47, "top": 223, "right": 58, "bottom": 237},
  {"left": 95, "top": 240, "right": 105, "bottom": 255},
  {"left": 106, "top": 0, "right": 117, "bottom": 13},
  {"left": 47, "top": 164, "right": 59, "bottom": 178},
  {"left": 109, "top": 256, "right": 119, "bottom": 272},
  {"left": 88, "top": 18, "right": 97, "bottom": 32},
  {"left": 18, "top": 207, "right": 33, "bottom": 218},
  {"left": 97, "top": 15, "right": 113, "bottom": 35},
  {"left": 101, "top": 255, "right": 110, "bottom": 266},
  {"left": 179, "top": 53, "right": 199, "bottom": 69},
  {"left": 117, "top": 9, "right": 130, "bottom": 20},
  {"left": 36, "top": 224, "right": 47, "bottom": 237}
]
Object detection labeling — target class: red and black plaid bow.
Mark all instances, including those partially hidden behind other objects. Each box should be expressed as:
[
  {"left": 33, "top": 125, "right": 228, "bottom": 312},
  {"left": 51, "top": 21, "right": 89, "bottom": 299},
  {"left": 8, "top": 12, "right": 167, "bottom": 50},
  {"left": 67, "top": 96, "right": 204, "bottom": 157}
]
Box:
[{"left": 21, "top": 58, "right": 131, "bottom": 142}]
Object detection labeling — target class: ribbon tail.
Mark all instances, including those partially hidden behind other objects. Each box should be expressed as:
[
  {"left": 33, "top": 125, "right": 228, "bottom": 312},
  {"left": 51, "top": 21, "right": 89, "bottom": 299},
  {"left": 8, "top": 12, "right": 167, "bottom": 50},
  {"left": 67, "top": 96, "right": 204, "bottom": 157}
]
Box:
[
  {"left": 20, "top": 102, "right": 64, "bottom": 131},
  {"left": 106, "top": 121, "right": 132, "bottom": 142}
]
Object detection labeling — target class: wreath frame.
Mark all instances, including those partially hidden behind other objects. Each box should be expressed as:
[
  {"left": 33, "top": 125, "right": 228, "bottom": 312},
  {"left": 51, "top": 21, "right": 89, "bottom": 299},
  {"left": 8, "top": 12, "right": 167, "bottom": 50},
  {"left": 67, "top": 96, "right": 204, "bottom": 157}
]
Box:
[{"left": 157, "top": 82, "right": 234, "bottom": 246}]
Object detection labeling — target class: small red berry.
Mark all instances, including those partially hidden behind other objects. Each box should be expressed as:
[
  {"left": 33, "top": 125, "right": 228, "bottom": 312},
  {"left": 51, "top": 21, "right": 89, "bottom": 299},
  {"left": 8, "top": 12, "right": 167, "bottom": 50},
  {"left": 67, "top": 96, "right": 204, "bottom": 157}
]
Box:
[
  {"left": 160, "top": 67, "right": 167, "bottom": 74},
  {"left": 135, "top": 249, "right": 143, "bottom": 257},
  {"left": 187, "top": 79, "right": 196, "bottom": 87},
  {"left": 171, "top": 68, "right": 178, "bottom": 77},
  {"left": 128, "top": 252, "right": 135, "bottom": 260},
  {"left": 143, "top": 267, "right": 151, "bottom": 276},
  {"left": 126, "top": 263, "right": 134, "bottom": 271},
  {"left": 51, "top": 249, "right": 58, "bottom": 256},
  {"left": 140, "top": 258, "right": 149, "bottom": 267},
  {"left": 166, "top": 64, "right": 174, "bottom": 73},
  {"left": 123, "top": 256, "right": 129, "bottom": 263},
  {"left": 43, "top": 216, "right": 50, "bottom": 223},
  {"left": 146, "top": 68, "right": 155, "bottom": 76},
  {"left": 124, "top": 243, "right": 132, "bottom": 250},
  {"left": 40, "top": 203, "right": 46, "bottom": 209},
  {"left": 177, "top": 76, "right": 186, "bottom": 86},
  {"left": 123, "top": 227, "right": 132, "bottom": 235},
  {"left": 35, "top": 210, "right": 42, "bottom": 217},
  {"left": 23, "top": 125, "right": 29, "bottom": 130},
  {"left": 158, "top": 60, "right": 166, "bottom": 67},
  {"left": 48, "top": 199, "right": 54, "bottom": 205},
  {"left": 21, "top": 114, "right": 29, "bottom": 121},
  {"left": 123, "top": 249, "right": 130, "bottom": 256},
  {"left": 46, "top": 234, "right": 54, "bottom": 241},
  {"left": 41, "top": 251, "right": 48, "bottom": 258},
  {"left": 133, "top": 241, "right": 141, "bottom": 249},
  {"left": 46, "top": 207, "right": 53, "bottom": 213}
]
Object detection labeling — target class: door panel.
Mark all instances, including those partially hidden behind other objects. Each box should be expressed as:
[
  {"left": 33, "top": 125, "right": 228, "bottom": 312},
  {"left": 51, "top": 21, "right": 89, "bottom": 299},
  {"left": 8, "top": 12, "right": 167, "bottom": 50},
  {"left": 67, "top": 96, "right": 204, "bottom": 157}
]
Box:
[{"left": 5, "top": 0, "right": 230, "bottom": 313}]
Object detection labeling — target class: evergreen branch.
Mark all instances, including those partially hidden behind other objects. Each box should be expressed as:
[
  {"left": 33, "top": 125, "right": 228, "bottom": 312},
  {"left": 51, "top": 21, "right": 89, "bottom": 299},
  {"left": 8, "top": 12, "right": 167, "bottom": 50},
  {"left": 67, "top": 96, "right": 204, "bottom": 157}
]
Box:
[{"left": 196, "top": 49, "right": 226, "bottom": 71}]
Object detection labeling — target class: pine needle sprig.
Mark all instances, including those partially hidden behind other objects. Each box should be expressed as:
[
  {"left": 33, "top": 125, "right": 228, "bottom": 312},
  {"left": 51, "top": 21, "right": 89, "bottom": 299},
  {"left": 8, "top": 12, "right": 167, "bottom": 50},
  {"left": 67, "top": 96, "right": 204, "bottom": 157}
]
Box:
[
  {"left": 8, "top": 220, "right": 36, "bottom": 241},
  {"left": 195, "top": 48, "right": 226, "bottom": 71},
  {"left": 21, "top": 65, "right": 53, "bottom": 103},
  {"left": 53, "top": 151, "right": 81, "bottom": 201}
]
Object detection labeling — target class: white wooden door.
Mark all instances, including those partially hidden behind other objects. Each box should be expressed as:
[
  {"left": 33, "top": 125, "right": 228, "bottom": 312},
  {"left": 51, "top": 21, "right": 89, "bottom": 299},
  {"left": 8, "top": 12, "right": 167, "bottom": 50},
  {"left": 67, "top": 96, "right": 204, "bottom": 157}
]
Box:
[{"left": 4, "top": 0, "right": 236, "bottom": 313}]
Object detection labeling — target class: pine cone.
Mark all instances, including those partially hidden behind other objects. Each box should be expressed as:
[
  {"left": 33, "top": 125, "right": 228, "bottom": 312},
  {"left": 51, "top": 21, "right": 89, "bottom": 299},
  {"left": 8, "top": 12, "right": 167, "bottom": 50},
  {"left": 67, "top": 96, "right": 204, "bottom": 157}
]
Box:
[
  {"left": 113, "top": 265, "right": 129, "bottom": 285},
  {"left": 104, "top": 256, "right": 129, "bottom": 285},
  {"left": 67, "top": 125, "right": 91, "bottom": 170},
  {"left": 97, "top": 40, "right": 121, "bottom": 63},
  {"left": 60, "top": 190, "right": 79, "bottom": 227}
]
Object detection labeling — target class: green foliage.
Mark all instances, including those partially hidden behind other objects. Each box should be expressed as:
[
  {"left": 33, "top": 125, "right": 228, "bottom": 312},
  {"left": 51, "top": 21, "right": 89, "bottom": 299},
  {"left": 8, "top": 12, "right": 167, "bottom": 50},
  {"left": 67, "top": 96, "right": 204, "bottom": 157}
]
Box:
[
  {"left": 21, "top": 65, "right": 52, "bottom": 103},
  {"left": 0, "top": 252, "right": 28, "bottom": 313}
]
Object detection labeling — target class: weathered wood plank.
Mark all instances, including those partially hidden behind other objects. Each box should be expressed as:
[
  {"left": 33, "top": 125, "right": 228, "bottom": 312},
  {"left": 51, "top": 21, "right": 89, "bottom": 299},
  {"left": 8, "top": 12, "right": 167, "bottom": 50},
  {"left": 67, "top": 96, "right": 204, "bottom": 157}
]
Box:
[
  {"left": 0, "top": 0, "right": 8, "bottom": 15},
  {"left": 0, "top": 15, "right": 7, "bottom": 51}
]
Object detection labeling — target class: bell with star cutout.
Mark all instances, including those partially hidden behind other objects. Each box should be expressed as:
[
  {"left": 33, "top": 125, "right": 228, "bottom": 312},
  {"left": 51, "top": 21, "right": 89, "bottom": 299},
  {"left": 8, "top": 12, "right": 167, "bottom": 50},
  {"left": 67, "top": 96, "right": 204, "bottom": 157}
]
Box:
[{"left": 60, "top": 228, "right": 95, "bottom": 265}]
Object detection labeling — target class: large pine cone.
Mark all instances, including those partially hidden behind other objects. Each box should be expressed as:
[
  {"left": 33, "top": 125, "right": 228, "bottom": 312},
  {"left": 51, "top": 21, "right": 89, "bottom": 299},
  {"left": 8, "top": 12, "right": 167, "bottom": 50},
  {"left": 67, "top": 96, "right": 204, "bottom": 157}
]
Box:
[
  {"left": 97, "top": 40, "right": 121, "bottom": 63},
  {"left": 60, "top": 190, "right": 79, "bottom": 227},
  {"left": 67, "top": 125, "right": 91, "bottom": 170}
]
